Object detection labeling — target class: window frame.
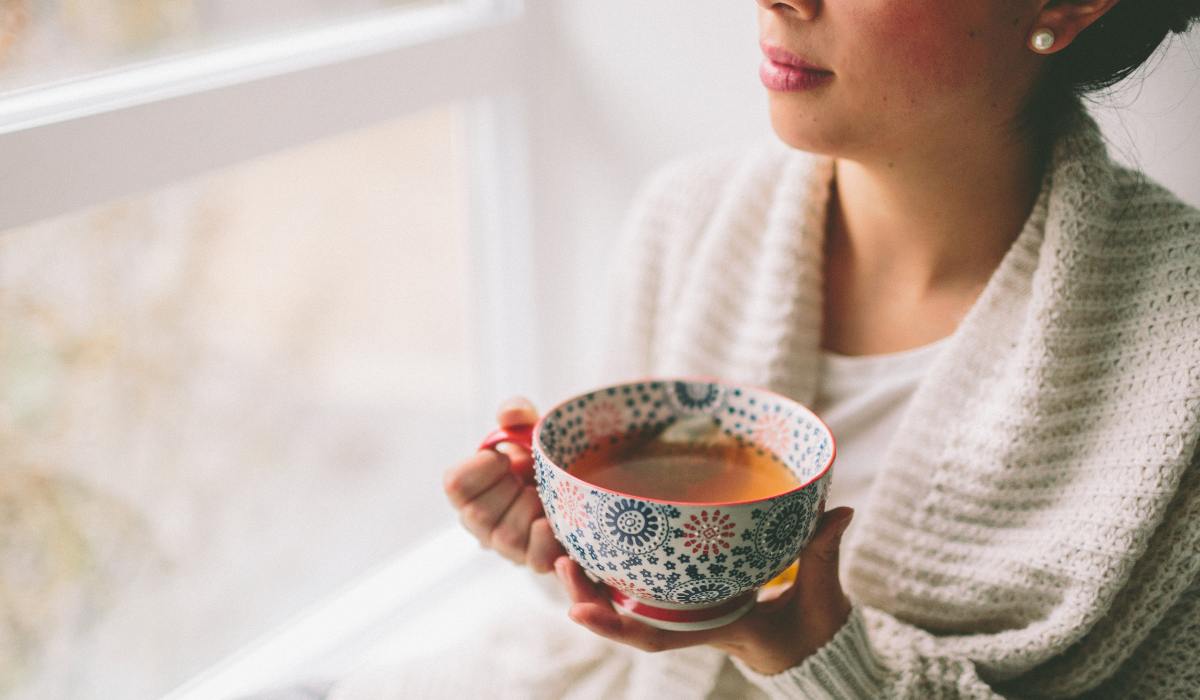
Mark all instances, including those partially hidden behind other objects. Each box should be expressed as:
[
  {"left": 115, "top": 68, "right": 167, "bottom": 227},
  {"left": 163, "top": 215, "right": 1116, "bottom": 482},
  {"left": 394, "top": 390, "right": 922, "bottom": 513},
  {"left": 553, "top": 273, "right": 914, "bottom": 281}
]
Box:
[{"left": 0, "top": 1, "right": 546, "bottom": 695}]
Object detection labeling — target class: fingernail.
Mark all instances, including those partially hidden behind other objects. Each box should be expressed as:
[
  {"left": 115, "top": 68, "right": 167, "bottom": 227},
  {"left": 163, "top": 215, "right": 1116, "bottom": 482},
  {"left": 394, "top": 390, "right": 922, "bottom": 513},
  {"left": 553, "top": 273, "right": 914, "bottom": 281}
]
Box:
[
  {"left": 835, "top": 510, "right": 855, "bottom": 538},
  {"left": 498, "top": 396, "right": 536, "bottom": 414}
]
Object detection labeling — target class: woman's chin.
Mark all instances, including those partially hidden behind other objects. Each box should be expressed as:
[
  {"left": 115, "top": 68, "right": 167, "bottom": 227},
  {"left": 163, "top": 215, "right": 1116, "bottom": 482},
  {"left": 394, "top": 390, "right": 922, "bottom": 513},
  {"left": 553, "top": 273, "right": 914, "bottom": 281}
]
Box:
[
  {"left": 767, "top": 100, "right": 846, "bottom": 157},
  {"left": 768, "top": 121, "right": 840, "bottom": 158}
]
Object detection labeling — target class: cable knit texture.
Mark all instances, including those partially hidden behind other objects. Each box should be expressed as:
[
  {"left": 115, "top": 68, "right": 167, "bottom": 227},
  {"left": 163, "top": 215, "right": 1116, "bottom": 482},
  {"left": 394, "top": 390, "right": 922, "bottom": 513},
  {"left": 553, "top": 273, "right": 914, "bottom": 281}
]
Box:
[{"left": 329, "top": 109, "right": 1200, "bottom": 700}]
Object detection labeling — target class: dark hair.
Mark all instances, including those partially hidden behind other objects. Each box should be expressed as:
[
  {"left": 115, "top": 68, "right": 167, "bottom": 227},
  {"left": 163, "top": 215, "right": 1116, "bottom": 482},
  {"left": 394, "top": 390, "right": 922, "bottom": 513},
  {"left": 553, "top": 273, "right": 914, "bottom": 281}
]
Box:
[
  {"left": 1025, "top": 0, "right": 1200, "bottom": 143},
  {"left": 1053, "top": 0, "right": 1200, "bottom": 93}
]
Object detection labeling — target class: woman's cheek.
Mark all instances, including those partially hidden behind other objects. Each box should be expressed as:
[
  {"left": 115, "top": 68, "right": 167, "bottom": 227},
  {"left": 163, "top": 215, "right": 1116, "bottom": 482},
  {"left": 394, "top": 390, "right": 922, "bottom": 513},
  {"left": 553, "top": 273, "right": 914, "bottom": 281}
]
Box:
[{"left": 849, "top": 3, "right": 985, "bottom": 99}]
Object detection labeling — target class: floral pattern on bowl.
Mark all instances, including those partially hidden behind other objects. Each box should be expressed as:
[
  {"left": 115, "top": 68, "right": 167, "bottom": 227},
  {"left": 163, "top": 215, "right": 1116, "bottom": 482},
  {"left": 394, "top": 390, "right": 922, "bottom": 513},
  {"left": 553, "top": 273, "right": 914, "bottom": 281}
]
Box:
[{"left": 532, "top": 379, "right": 834, "bottom": 629}]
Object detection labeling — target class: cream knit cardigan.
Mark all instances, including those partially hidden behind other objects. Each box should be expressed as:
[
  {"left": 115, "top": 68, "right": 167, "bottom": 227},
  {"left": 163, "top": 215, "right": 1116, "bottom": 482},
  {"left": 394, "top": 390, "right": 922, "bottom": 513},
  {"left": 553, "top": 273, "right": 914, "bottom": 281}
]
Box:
[
  {"left": 603, "top": 109, "right": 1200, "bottom": 698},
  {"left": 330, "top": 111, "right": 1200, "bottom": 700}
]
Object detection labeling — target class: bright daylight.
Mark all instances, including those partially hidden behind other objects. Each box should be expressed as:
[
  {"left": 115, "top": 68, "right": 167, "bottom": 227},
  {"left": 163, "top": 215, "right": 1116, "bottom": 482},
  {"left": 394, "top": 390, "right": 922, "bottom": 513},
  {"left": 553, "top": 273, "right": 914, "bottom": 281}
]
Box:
[{"left": 0, "top": 1, "right": 1198, "bottom": 699}]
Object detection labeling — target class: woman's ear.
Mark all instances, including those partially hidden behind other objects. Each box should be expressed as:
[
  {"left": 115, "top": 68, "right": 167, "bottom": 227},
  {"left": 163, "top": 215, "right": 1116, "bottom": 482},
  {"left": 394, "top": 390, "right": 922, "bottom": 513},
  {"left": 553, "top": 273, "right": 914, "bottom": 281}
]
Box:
[{"left": 1027, "top": 0, "right": 1121, "bottom": 53}]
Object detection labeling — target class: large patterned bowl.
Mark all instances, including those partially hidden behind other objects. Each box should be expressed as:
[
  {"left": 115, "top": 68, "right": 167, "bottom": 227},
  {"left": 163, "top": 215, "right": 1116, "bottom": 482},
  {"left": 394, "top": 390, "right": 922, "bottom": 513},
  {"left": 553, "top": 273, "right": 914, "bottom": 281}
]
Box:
[{"left": 514, "top": 379, "right": 834, "bottom": 631}]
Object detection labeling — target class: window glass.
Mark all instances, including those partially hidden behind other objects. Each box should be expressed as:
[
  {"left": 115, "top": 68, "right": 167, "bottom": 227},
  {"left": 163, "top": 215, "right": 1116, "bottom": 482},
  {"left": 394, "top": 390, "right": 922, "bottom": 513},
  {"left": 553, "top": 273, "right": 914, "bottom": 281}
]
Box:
[
  {"left": 0, "top": 0, "right": 440, "bottom": 93},
  {"left": 0, "top": 103, "right": 474, "bottom": 700}
]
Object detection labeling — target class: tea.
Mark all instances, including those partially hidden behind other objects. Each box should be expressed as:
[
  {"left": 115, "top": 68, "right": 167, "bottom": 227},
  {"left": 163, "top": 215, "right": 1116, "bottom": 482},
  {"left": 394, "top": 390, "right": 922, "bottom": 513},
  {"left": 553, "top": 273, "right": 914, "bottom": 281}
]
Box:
[{"left": 568, "top": 420, "right": 801, "bottom": 503}]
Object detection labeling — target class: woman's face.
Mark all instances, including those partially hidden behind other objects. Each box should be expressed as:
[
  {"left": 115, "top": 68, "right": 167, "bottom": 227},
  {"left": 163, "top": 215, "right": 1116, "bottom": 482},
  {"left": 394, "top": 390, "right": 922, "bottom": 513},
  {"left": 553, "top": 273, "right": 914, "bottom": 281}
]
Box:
[{"left": 757, "top": 0, "right": 1045, "bottom": 162}]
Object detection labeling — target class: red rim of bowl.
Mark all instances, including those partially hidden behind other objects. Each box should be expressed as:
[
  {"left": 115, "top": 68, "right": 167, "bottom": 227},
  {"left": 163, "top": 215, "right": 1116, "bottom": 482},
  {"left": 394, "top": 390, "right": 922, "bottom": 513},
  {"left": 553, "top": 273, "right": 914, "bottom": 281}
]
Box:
[{"left": 532, "top": 376, "right": 836, "bottom": 508}]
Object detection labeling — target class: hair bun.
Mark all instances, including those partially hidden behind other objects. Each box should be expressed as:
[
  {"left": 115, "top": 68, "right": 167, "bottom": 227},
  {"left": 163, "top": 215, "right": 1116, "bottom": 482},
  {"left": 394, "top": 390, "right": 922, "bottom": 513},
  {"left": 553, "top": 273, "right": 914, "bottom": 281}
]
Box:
[{"left": 1164, "top": 0, "right": 1200, "bottom": 33}]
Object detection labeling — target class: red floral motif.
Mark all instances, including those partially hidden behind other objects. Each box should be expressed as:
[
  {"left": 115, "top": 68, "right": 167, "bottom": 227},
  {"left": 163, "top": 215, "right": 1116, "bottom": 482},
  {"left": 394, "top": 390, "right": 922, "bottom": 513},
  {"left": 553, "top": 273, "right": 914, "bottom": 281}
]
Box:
[
  {"left": 751, "top": 412, "right": 792, "bottom": 456},
  {"left": 554, "top": 480, "right": 589, "bottom": 531},
  {"left": 583, "top": 401, "right": 624, "bottom": 440},
  {"left": 604, "top": 577, "right": 650, "bottom": 599},
  {"left": 681, "top": 509, "right": 736, "bottom": 554}
]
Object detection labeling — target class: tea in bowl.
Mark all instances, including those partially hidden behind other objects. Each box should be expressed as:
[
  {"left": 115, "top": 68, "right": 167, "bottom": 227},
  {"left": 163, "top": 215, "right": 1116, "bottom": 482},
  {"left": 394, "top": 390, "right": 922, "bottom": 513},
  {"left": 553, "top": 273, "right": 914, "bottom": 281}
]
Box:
[{"left": 480, "top": 379, "right": 834, "bottom": 631}]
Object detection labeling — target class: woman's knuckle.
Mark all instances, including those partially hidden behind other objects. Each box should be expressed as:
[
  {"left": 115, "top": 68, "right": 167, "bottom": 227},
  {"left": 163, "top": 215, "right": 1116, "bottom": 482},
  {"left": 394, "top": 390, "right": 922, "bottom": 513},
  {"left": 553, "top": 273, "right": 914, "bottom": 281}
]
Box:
[
  {"left": 443, "top": 469, "right": 468, "bottom": 497},
  {"left": 458, "top": 515, "right": 490, "bottom": 547},
  {"left": 491, "top": 526, "right": 526, "bottom": 553},
  {"left": 459, "top": 501, "right": 496, "bottom": 529}
]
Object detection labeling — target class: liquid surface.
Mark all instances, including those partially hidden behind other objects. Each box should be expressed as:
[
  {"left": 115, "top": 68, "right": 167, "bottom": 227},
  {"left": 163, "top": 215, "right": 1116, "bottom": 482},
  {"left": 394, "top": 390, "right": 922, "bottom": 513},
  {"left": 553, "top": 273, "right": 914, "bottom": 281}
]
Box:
[{"left": 568, "top": 423, "right": 801, "bottom": 503}]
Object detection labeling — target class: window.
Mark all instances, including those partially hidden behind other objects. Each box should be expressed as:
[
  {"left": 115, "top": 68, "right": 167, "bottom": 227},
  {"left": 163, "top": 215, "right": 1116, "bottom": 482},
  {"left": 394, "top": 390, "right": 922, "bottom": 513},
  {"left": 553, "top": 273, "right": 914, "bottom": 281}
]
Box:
[
  {"left": 0, "top": 0, "right": 437, "bottom": 93},
  {"left": 0, "top": 1, "right": 539, "bottom": 698},
  {"left": 0, "top": 106, "right": 476, "bottom": 698}
]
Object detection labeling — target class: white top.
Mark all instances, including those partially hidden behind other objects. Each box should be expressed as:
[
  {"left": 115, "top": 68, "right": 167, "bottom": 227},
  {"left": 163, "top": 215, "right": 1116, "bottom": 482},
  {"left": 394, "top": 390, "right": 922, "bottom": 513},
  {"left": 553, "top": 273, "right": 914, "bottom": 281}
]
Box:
[{"left": 812, "top": 337, "right": 952, "bottom": 514}]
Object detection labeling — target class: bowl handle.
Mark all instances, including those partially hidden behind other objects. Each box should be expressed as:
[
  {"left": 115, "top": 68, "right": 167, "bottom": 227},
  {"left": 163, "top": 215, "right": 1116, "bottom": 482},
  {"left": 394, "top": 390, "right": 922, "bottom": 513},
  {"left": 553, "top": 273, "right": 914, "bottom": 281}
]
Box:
[
  {"left": 478, "top": 425, "right": 536, "bottom": 481},
  {"left": 478, "top": 425, "right": 534, "bottom": 452}
]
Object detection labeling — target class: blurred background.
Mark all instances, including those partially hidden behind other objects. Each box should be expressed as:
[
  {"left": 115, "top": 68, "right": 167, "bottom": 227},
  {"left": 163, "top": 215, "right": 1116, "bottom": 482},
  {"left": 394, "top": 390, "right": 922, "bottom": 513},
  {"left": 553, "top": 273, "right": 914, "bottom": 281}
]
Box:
[{"left": 0, "top": 1, "right": 1196, "bottom": 698}]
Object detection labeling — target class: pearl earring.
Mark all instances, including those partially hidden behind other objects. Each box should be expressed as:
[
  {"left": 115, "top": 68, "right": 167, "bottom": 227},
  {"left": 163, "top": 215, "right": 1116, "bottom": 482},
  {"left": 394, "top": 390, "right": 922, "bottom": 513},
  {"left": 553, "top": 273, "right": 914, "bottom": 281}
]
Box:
[{"left": 1031, "top": 29, "right": 1055, "bottom": 52}]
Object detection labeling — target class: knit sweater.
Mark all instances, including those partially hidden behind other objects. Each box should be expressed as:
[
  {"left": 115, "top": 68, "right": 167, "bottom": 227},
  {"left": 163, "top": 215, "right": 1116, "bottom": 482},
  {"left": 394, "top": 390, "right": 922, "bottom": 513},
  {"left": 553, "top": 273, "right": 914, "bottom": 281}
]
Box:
[
  {"left": 604, "top": 107, "right": 1200, "bottom": 698},
  {"left": 329, "top": 110, "right": 1200, "bottom": 700}
]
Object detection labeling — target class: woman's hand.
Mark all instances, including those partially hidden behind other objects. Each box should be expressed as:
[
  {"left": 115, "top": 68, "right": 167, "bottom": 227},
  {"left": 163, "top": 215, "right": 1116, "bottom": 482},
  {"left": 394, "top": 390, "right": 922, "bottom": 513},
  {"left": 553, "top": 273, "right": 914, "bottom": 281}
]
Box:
[
  {"left": 443, "top": 397, "right": 566, "bottom": 573},
  {"left": 554, "top": 507, "right": 855, "bottom": 675}
]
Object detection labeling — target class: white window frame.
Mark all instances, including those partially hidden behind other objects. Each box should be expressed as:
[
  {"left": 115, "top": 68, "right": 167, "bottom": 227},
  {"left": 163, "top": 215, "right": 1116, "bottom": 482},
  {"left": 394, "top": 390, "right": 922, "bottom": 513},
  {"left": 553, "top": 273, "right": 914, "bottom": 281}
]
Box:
[{"left": 0, "top": 1, "right": 547, "bottom": 696}]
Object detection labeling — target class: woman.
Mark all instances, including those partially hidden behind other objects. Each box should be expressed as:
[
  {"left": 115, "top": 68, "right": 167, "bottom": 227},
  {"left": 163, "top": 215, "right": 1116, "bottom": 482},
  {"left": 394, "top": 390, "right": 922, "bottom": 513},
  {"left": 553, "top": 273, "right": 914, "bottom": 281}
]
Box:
[{"left": 341, "top": 0, "right": 1200, "bottom": 697}]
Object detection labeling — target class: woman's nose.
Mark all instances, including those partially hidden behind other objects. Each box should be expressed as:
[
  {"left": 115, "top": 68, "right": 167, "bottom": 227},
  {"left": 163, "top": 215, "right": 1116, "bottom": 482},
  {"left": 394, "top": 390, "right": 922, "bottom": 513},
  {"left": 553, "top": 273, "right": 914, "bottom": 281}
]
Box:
[{"left": 755, "top": 0, "right": 820, "bottom": 21}]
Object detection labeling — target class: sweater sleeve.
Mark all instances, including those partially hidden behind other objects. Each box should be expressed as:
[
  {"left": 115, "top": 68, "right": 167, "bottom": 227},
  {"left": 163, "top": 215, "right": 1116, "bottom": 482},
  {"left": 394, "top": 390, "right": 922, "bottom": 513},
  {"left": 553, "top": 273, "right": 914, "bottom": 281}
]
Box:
[
  {"left": 732, "top": 606, "right": 1006, "bottom": 700},
  {"left": 735, "top": 570, "right": 1200, "bottom": 700}
]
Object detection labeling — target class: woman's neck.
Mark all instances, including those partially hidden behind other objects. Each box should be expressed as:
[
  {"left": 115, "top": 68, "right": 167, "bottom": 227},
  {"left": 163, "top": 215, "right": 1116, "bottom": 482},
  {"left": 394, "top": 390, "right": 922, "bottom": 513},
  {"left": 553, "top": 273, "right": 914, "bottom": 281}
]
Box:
[{"left": 821, "top": 132, "right": 1043, "bottom": 356}]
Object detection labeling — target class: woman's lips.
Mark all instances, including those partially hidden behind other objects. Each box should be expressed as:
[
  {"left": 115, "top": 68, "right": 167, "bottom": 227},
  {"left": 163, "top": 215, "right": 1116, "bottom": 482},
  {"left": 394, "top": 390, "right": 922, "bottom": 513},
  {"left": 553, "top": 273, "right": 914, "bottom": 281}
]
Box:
[{"left": 759, "top": 44, "right": 832, "bottom": 92}]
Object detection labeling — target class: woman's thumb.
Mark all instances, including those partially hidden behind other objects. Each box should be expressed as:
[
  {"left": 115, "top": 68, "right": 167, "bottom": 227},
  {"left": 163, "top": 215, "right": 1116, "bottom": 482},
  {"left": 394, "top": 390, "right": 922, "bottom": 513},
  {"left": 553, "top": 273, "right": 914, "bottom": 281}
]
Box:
[
  {"left": 797, "top": 507, "right": 853, "bottom": 600},
  {"left": 496, "top": 396, "right": 539, "bottom": 428}
]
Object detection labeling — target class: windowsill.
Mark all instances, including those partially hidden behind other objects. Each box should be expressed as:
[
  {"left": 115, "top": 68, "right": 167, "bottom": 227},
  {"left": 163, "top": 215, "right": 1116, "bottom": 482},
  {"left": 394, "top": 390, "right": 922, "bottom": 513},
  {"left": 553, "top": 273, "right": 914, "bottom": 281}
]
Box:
[{"left": 160, "top": 527, "right": 556, "bottom": 700}]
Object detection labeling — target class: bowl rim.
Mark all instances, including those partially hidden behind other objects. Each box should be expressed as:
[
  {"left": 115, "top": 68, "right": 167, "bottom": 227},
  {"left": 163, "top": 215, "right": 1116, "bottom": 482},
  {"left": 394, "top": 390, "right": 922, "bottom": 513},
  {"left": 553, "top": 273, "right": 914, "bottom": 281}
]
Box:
[{"left": 532, "top": 376, "right": 836, "bottom": 508}]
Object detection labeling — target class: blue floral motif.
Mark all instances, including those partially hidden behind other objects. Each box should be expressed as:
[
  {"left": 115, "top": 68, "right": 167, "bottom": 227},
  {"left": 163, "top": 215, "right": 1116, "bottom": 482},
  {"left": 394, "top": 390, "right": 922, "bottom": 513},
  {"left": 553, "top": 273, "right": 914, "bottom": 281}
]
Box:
[
  {"left": 599, "top": 497, "right": 669, "bottom": 554},
  {"left": 667, "top": 577, "right": 746, "bottom": 604},
  {"left": 596, "top": 537, "right": 618, "bottom": 560},
  {"left": 754, "top": 487, "right": 819, "bottom": 561},
  {"left": 670, "top": 381, "right": 725, "bottom": 414},
  {"left": 534, "top": 453, "right": 554, "bottom": 495}
]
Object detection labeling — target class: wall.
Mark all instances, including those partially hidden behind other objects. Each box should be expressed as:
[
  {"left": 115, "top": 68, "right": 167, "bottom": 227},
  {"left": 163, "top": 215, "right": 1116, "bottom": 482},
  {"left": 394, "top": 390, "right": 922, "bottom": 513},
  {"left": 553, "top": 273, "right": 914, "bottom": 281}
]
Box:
[
  {"left": 531, "top": 2, "right": 773, "bottom": 405},
  {"left": 1090, "top": 33, "right": 1200, "bottom": 204}
]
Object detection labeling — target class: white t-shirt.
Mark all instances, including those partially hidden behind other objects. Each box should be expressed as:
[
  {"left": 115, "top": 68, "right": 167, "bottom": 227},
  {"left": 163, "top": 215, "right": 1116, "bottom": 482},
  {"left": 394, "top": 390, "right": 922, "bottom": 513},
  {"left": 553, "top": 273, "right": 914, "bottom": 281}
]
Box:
[{"left": 811, "top": 337, "right": 951, "bottom": 515}]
